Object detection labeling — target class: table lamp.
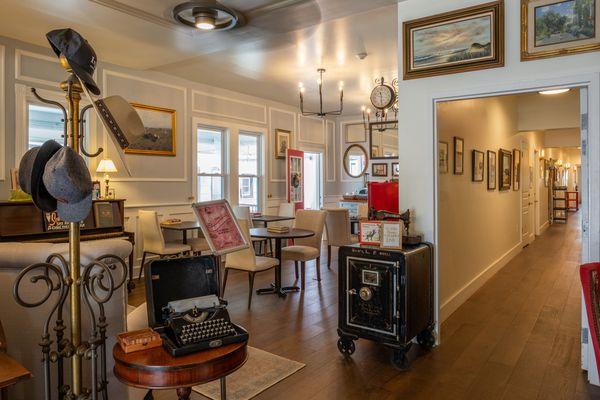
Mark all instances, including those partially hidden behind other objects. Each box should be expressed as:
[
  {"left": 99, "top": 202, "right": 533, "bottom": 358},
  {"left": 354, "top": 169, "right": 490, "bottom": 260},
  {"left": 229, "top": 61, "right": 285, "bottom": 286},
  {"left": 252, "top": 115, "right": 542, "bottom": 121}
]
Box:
[{"left": 96, "top": 159, "right": 118, "bottom": 199}]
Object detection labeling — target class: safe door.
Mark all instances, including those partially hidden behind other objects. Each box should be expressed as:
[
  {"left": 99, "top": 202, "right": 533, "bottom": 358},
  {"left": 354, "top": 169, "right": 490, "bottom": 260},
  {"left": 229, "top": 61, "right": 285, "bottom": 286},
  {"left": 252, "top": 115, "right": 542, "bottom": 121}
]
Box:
[{"left": 345, "top": 256, "right": 397, "bottom": 336}]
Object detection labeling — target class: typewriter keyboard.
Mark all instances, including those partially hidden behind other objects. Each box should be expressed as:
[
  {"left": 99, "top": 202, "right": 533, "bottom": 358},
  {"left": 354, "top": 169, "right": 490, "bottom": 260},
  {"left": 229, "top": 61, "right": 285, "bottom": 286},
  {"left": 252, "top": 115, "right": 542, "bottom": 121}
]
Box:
[{"left": 175, "top": 318, "right": 237, "bottom": 346}]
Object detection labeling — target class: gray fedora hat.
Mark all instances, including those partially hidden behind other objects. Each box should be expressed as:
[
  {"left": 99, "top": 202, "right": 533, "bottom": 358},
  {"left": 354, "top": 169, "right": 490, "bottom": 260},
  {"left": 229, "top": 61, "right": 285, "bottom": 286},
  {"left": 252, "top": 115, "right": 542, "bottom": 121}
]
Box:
[
  {"left": 57, "top": 193, "right": 92, "bottom": 223},
  {"left": 31, "top": 140, "right": 62, "bottom": 212},
  {"left": 18, "top": 146, "right": 40, "bottom": 195}
]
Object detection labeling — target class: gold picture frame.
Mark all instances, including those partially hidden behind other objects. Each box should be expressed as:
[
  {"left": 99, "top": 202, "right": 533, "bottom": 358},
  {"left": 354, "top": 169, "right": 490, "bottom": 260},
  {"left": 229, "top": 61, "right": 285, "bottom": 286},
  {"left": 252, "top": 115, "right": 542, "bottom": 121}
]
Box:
[
  {"left": 126, "top": 103, "right": 177, "bottom": 156},
  {"left": 403, "top": 1, "right": 505, "bottom": 80},
  {"left": 521, "top": 0, "right": 600, "bottom": 61},
  {"left": 275, "top": 129, "right": 291, "bottom": 159}
]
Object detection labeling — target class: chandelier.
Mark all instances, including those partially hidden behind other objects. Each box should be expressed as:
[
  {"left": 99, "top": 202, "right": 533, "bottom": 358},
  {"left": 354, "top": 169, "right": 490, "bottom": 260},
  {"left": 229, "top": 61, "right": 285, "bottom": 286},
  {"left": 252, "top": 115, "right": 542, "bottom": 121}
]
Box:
[
  {"left": 362, "top": 77, "right": 398, "bottom": 132},
  {"left": 298, "top": 68, "right": 343, "bottom": 117}
]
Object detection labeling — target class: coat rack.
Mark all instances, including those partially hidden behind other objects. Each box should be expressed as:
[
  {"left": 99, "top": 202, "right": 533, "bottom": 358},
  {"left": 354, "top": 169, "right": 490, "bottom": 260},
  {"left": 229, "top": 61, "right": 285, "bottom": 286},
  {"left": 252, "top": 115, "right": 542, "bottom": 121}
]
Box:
[{"left": 12, "top": 55, "right": 127, "bottom": 400}]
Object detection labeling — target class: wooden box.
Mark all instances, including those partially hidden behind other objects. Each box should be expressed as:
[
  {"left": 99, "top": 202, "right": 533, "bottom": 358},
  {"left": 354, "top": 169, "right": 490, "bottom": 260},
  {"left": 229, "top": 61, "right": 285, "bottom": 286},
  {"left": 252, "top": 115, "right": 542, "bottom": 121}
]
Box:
[{"left": 117, "top": 328, "right": 162, "bottom": 354}]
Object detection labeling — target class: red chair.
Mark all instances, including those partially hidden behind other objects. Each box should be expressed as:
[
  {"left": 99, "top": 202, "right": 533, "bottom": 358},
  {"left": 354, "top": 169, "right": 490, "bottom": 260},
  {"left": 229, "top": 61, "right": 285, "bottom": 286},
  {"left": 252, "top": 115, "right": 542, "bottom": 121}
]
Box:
[{"left": 580, "top": 263, "right": 600, "bottom": 370}]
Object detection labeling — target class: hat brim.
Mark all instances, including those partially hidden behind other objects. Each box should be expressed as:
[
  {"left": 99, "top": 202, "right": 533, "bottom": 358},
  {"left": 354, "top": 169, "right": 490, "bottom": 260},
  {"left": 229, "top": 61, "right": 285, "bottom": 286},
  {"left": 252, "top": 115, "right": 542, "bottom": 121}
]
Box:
[
  {"left": 70, "top": 62, "right": 100, "bottom": 96},
  {"left": 57, "top": 193, "right": 92, "bottom": 223},
  {"left": 31, "top": 140, "right": 62, "bottom": 212}
]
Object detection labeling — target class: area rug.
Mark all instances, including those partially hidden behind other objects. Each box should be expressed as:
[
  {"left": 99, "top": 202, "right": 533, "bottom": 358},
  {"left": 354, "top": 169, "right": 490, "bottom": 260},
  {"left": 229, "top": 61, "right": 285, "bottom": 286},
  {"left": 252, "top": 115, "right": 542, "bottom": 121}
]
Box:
[{"left": 192, "top": 347, "right": 305, "bottom": 400}]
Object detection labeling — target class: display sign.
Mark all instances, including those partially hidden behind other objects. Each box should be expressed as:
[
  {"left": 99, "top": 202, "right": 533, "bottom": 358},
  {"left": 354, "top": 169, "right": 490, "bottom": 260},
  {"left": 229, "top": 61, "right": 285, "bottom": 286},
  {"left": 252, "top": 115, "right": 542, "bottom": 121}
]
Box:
[
  {"left": 192, "top": 199, "right": 249, "bottom": 256},
  {"left": 359, "top": 221, "right": 382, "bottom": 246},
  {"left": 44, "top": 211, "right": 85, "bottom": 231},
  {"left": 380, "top": 221, "right": 403, "bottom": 249}
]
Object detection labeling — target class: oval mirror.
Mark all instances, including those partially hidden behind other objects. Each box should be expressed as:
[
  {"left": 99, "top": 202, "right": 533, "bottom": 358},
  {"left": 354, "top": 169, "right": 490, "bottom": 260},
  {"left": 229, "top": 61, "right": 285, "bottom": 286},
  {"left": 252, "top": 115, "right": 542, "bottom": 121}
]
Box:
[{"left": 343, "top": 144, "right": 368, "bottom": 178}]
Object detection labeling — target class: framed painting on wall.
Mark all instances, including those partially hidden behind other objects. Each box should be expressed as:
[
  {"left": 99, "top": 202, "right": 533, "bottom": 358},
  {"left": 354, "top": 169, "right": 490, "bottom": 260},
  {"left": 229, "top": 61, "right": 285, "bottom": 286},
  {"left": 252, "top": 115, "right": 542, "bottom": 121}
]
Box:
[
  {"left": 439, "top": 141, "right": 449, "bottom": 174},
  {"left": 513, "top": 149, "right": 521, "bottom": 191},
  {"left": 472, "top": 150, "right": 485, "bottom": 182},
  {"left": 275, "top": 129, "right": 291, "bottom": 159},
  {"left": 487, "top": 150, "right": 497, "bottom": 190},
  {"left": 127, "top": 103, "right": 176, "bottom": 156},
  {"left": 392, "top": 162, "right": 400, "bottom": 177},
  {"left": 372, "top": 163, "right": 388, "bottom": 177},
  {"left": 403, "top": 1, "right": 505, "bottom": 79},
  {"left": 454, "top": 137, "right": 464, "bottom": 175},
  {"left": 499, "top": 148, "right": 512, "bottom": 191},
  {"left": 521, "top": 0, "right": 600, "bottom": 61}
]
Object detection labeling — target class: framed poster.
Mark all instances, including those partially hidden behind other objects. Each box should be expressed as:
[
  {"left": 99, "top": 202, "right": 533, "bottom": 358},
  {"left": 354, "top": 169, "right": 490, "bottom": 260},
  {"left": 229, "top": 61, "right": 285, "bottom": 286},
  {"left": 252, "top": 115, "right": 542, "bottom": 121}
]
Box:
[
  {"left": 403, "top": 1, "right": 505, "bottom": 79},
  {"left": 127, "top": 103, "right": 176, "bottom": 156},
  {"left": 499, "top": 148, "right": 512, "bottom": 191},
  {"left": 372, "top": 163, "right": 388, "bottom": 177},
  {"left": 521, "top": 0, "right": 600, "bottom": 61},
  {"left": 513, "top": 149, "right": 521, "bottom": 191},
  {"left": 275, "top": 129, "right": 291, "bottom": 159},
  {"left": 472, "top": 150, "right": 485, "bottom": 182},
  {"left": 380, "top": 221, "right": 403, "bottom": 249},
  {"left": 454, "top": 136, "right": 464, "bottom": 175},
  {"left": 192, "top": 199, "right": 249, "bottom": 255},
  {"left": 93, "top": 202, "right": 119, "bottom": 228},
  {"left": 438, "top": 141, "right": 449, "bottom": 174},
  {"left": 392, "top": 162, "right": 400, "bottom": 177},
  {"left": 487, "top": 150, "right": 497, "bottom": 190},
  {"left": 359, "top": 221, "right": 382, "bottom": 246}
]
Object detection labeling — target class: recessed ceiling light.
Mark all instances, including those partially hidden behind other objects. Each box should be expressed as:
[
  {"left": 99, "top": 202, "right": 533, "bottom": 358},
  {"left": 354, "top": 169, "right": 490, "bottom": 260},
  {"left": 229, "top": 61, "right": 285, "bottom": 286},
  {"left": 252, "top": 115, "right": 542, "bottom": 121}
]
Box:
[{"left": 539, "top": 88, "right": 570, "bottom": 95}]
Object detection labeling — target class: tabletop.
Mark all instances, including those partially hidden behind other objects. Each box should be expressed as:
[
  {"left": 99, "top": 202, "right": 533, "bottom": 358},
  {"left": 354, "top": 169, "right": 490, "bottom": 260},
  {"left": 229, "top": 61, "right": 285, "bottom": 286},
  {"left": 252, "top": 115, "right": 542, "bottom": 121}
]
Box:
[
  {"left": 160, "top": 221, "right": 201, "bottom": 231},
  {"left": 251, "top": 215, "right": 295, "bottom": 223},
  {"left": 0, "top": 352, "right": 32, "bottom": 389},
  {"left": 249, "top": 227, "right": 314, "bottom": 239}
]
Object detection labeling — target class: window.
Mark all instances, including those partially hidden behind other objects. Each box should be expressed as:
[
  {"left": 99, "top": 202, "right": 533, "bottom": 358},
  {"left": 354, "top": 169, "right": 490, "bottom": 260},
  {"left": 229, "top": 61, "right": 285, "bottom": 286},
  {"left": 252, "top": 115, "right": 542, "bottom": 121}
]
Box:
[
  {"left": 238, "top": 133, "right": 261, "bottom": 212},
  {"left": 197, "top": 128, "right": 226, "bottom": 202},
  {"left": 28, "top": 104, "right": 64, "bottom": 149}
]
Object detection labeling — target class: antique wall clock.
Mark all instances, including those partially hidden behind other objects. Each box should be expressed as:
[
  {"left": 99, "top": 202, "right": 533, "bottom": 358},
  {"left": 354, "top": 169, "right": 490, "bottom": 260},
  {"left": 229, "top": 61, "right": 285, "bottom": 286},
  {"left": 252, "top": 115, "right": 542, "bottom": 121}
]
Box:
[{"left": 370, "top": 78, "right": 396, "bottom": 110}]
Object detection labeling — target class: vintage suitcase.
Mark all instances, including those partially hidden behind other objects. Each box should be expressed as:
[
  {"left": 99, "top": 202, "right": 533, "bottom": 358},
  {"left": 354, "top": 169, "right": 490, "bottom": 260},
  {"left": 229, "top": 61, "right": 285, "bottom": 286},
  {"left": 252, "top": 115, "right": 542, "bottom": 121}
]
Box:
[{"left": 337, "top": 243, "right": 434, "bottom": 370}]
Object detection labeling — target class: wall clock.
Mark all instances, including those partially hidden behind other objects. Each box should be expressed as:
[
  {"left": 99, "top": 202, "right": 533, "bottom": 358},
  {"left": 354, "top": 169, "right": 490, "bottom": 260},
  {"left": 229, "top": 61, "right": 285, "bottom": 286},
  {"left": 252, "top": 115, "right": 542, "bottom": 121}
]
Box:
[{"left": 370, "top": 83, "right": 396, "bottom": 110}]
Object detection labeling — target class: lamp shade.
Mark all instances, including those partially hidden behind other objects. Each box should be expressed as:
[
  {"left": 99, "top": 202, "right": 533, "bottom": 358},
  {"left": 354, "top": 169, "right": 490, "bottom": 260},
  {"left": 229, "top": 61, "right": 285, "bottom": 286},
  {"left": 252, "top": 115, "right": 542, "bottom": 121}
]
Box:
[{"left": 96, "top": 159, "right": 117, "bottom": 173}]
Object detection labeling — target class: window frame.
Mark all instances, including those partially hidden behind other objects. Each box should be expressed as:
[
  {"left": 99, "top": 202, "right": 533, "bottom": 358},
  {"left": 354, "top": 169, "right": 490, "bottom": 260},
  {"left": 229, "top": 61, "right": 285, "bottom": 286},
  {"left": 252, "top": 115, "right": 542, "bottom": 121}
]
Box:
[
  {"left": 238, "top": 131, "right": 263, "bottom": 212},
  {"left": 196, "top": 124, "right": 228, "bottom": 202}
]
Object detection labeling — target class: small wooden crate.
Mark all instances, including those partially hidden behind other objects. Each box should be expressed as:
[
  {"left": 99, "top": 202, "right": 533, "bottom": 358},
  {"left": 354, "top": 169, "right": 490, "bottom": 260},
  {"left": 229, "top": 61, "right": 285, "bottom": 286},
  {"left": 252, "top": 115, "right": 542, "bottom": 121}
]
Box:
[{"left": 117, "top": 328, "right": 162, "bottom": 354}]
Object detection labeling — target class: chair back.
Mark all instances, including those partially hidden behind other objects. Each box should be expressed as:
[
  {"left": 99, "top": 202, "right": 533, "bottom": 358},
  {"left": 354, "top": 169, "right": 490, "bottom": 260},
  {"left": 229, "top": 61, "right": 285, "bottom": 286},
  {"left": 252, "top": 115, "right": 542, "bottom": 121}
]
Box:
[
  {"left": 138, "top": 210, "right": 166, "bottom": 253},
  {"left": 271, "top": 202, "right": 295, "bottom": 228},
  {"left": 325, "top": 208, "right": 352, "bottom": 247},
  {"left": 225, "top": 219, "right": 256, "bottom": 268},
  {"left": 294, "top": 209, "right": 326, "bottom": 251},
  {"left": 233, "top": 205, "right": 254, "bottom": 227}
]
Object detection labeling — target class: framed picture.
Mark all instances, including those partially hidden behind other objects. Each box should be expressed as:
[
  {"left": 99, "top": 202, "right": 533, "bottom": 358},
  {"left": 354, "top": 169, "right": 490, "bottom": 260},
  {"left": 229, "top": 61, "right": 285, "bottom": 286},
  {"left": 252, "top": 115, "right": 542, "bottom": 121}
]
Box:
[
  {"left": 127, "top": 103, "right": 176, "bottom": 156},
  {"left": 392, "top": 162, "right": 399, "bottom": 177},
  {"left": 372, "top": 163, "right": 388, "bottom": 177},
  {"left": 472, "top": 150, "right": 485, "bottom": 182},
  {"left": 487, "top": 150, "right": 497, "bottom": 190},
  {"left": 513, "top": 149, "right": 521, "bottom": 191},
  {"left": 275, "top": 129, "right": 291, "bottom": 159},
  {"left": 192, "top": 199, "right": 249, "bottom": 256},
  {"left": 522, "top": 0, "right": 600, "bottom": 61},
  {"left": 499, "top": 148, "right": 512, "bottom": 191},
  {"left": 380, "top": 221, "right": 403, "bottom": 249},
  {"left": 345, "top": 123, "right": 366, "bottom": 143},
  {"left": 107, "top": 188, "right": 116, "bottom": 200},
  {"left": 92, "top": 180, "right": 101, "bottom": 200},
  {"left": 439, "top": 141, "right": 449, "bottom": 174},
  {"left": 359, "top": 221, "right": 382, "bottom": 246},
  {"left": 93, "top": 202, "right": 119, "bottom": 228},
  {"left": 454, "top": 137, "right": 464, "bottom": 175},
  {"left": 403, "top": 1, "right": 505, "bottom": 79}
]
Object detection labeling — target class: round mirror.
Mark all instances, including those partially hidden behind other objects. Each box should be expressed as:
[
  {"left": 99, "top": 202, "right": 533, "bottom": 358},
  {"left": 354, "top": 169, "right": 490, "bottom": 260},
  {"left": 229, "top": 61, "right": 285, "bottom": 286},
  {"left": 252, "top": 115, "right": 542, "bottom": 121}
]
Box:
[{"left": 343, "top": 144, "right": 368, "bottom": 178}]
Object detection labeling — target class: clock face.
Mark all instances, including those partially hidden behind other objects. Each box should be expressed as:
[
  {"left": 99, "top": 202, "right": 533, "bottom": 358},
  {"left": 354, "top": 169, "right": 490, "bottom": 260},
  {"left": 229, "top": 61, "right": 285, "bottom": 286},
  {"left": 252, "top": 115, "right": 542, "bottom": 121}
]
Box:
[{"left": 370, "top": 85, "right": 395, "bottom": 110}]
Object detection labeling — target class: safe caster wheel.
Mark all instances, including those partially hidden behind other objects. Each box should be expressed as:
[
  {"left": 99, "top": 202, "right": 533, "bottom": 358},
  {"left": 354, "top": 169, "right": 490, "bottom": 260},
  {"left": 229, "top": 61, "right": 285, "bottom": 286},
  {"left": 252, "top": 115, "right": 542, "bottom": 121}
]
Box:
[
  {"left": 391, "top": 349, "right": 410, "bottom": 371},
  {"left": 417, "top": 328, "right": 436, "bottom": 351},
  {"left": 337, "top": 337, "right": 356, "bottom": 356}
]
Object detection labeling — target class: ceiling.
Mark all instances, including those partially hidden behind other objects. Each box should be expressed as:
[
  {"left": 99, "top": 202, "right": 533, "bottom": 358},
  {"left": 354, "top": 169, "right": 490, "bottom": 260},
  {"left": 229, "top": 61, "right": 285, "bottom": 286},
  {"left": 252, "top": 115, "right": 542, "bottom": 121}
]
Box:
[{"left": 0, "top": 0, "right": 401, "bottom": 113}]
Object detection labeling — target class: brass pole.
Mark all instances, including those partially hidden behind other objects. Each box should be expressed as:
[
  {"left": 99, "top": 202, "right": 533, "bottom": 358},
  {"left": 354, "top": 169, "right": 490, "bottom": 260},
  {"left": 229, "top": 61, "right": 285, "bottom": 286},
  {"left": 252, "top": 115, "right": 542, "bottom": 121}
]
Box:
[{"left": 60, "top": 55, "right": 83, "bottom": 396}]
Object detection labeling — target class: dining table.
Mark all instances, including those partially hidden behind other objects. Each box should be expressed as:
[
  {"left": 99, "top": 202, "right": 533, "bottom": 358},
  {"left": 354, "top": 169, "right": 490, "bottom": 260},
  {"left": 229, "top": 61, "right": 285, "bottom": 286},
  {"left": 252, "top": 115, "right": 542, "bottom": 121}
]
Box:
[
  {"left": 249, "top": 227, "right": 314, "bottom": 297},
  {"left": 160, "top": 220, "right": 202, "bottom": 244}
]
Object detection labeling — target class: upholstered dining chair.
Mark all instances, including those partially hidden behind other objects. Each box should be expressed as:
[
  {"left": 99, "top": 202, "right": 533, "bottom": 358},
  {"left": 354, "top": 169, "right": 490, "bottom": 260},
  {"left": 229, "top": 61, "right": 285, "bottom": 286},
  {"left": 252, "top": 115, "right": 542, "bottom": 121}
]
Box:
[
  {"left": 137, "top": 210, "right": 191, "bottom": 280},
  {"left": 282, "top": 209, "right": 327, "bottom": 290},
  {"left": 222, "top": 219, "right": 279, "bottom": 309},
  {"left": 324, "top": 208, "right": 358, "bottom": 268},
  {"left": 233, "top": 205, "right": 268, "bottom": 255}
]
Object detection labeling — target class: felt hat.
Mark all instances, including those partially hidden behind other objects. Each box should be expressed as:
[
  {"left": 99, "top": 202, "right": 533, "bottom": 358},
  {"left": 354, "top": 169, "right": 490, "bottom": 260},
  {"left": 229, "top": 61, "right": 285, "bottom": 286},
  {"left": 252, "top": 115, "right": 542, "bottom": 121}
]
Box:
[
  {"left": 18, "top": 147, "right": 40, "bottom": 195},
  {"left": 30, "top": 140, "right": 62, "bottom": 212},
  {"left": 94, "top": 95, "right": 144, "bottom": 149}
]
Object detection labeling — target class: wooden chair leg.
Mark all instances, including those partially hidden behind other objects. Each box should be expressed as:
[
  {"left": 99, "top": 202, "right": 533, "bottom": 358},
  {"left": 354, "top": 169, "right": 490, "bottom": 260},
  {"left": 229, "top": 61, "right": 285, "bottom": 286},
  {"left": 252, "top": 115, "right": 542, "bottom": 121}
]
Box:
[
  {"left": 222, "top": 268, "right": 230, "bottom": 296},
  {"left": 138, "top": 252, "right": 147, "bottom": 281},
  {"left": 247, "top": 272, "right": 256, "bottom": 309},
  {"left": 294, "top": 261, "right": 299, "bottom": 279},
  {"left": 327, "top": 245, "right": 332, "bottom": 269},
  {"left": 300, "top": 261, "right": 306, "bottom": 290},
  {"left": 316, "top": 257, "right": 321, "bottom": 281}
]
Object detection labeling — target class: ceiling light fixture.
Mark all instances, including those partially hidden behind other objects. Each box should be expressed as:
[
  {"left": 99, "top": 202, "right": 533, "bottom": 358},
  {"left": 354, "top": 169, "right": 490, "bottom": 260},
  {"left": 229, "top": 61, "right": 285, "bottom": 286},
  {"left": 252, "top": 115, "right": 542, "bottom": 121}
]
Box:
[
  {"left": 298, "top": 69, "right": 343, "bottom": 118},
  {"left": 173, "top": 1, "right": 245, "bottom": 31},
  {"left": 539, "top": 88, "right": 570, "bottom": 95}
]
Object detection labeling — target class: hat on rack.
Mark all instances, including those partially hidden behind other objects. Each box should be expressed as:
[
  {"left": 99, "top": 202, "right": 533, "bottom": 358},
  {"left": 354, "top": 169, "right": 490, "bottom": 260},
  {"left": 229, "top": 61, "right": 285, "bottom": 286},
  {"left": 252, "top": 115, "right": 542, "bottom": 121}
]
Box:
[
  {"left": 18, "top": 146, "right": 40, "bottom": 195},
  {"left": 30, "top": 140, "right": 62, "bottom": 212},
  {"left": 46, "top": 28, "right": 100, "bottom": 95},
  {"left": 43, "top": 146, "right": 93, "bottom": 222},
  {"left": 94, "top": 96, "right": 145, "bottom": 149}
]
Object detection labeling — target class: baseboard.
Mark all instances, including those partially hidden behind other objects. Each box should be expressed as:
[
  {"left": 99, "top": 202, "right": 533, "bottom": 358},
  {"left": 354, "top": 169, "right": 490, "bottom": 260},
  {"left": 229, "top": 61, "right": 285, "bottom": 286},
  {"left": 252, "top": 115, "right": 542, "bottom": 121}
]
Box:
[
  {"left": 538, "top": 220, "right": 550, "bottom": 235},
  {"left": 440, "top": 241, "right": 523, "bottom": 322}
]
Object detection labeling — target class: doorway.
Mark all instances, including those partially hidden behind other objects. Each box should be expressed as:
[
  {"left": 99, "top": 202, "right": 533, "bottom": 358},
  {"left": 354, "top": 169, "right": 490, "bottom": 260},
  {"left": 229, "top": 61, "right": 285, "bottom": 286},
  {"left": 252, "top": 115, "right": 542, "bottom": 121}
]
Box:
[{"left": 304, "top": 151, "right": 323, "bottom": 210}]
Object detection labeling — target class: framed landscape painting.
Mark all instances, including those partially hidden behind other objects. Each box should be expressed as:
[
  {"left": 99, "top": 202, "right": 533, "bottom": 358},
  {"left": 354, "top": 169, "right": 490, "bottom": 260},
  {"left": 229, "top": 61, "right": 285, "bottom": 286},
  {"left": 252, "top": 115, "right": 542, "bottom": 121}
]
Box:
[
  {"left": 127, "top": 103, "right": 176, "bottom": 156},
  {"left": 522, "top": 0, "right": 600, "bottom": 60},
  {"left": 403, "top": 1, "right": 505, "bottom": 79},
  {"left": 499, "top": 148, "right": 512, "bottom": 191}
]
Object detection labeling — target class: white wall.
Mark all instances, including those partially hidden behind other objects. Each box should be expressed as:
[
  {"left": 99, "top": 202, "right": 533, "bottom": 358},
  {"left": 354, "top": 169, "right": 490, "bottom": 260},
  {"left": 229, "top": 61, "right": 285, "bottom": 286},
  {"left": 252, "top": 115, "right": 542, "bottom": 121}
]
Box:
[{"left": 517, "top": 90, "right": 580, "bottom": 131}]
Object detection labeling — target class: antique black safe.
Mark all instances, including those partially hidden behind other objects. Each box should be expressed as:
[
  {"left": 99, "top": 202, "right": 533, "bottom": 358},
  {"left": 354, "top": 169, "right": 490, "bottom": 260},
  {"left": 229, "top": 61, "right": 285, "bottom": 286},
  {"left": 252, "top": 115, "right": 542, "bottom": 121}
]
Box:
[{"left": 337, "top": 243, "right": 434, "bottom": 369}]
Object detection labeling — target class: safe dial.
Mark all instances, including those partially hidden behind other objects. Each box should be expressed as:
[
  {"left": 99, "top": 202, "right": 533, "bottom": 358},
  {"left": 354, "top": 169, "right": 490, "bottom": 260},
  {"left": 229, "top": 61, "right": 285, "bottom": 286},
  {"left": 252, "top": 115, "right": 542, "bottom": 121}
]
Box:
[{"left": 359, "top": 287, "right": 373, "bottom": 301}]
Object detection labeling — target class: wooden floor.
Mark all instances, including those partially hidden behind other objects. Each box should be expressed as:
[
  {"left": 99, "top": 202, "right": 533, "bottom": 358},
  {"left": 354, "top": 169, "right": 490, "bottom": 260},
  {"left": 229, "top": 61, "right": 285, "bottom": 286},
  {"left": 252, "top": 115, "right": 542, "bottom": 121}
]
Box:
[{"left": 128, "top": 213, "right": 600, "bottom": 399}]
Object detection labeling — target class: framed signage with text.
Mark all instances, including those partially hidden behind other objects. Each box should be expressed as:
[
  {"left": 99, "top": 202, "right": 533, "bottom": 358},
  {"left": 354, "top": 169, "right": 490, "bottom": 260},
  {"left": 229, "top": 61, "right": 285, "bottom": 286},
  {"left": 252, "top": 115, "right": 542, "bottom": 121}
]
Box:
[
  {"left": 380, "top": 221, "right": 403, "bottom": 249},
  {"left": 192, "top": 199, "right": 249, "bottom": 255}
]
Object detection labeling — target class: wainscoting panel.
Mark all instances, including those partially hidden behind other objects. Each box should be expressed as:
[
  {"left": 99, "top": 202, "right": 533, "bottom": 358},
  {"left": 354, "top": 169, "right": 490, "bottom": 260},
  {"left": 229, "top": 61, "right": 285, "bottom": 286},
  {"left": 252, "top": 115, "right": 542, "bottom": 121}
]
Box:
[{"left": 193, "top": 90, "right": 267, "bottom": 125}]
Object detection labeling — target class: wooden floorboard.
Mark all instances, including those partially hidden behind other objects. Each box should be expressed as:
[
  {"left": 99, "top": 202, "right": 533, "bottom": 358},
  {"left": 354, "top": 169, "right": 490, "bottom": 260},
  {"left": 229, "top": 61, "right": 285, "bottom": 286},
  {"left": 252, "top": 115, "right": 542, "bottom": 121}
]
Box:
[{"left": 127, "top": 212, "right": 600, "bottom": 399}]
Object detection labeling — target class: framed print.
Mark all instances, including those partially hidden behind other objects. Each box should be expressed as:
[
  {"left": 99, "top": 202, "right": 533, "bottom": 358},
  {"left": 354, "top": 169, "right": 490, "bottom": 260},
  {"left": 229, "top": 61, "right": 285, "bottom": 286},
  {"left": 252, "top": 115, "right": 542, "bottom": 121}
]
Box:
[
  {"left": 127, "top": 103, "right": 176, "bottom": 156},
  {"left": 392, "top": 162, "right": 400, "bottom": 177},
  {"left": 345, "top": 123, "right": 366, "bottom": 143},
  {"left": 380, "top": 221, "right": 403, "bottom": 249},
  {"left": 92, "top": 180, "right": 101, "bottom": 200},
  {"left": 472, "top": 150, "right": 485, "bottom": 182},
  {"left": 192, "top": 199, "right": 250, "bottom": 256},
  {"left": 403, "top": 1, "right": 505, "bottom": 79},
  {"left": 372, "top": 163, "right": 388, "bottom": 177},
  {"left": 522, "top": 0, "right": 600, "bottom": 61},
  {"left": 93, "top": 202, "right": 119, "bottom": 228},
  {"left": 275, "top": 129, "right": 291, "bottom": 159},
  {"left": 438, "top": 141, "right": 449, "bottom": 174},
  {"left": 359, "top": 221, "right": 382, "bottom": 246},
  {"left": 513, "top": 149, "right": 522, "bottom": 191},
  {"left": 454, "top": 137, "right": 464, "bottom": 175},
  {"left": 487, "top": 150, "right": 497, "bottom": 190},
  {"left": 499, "top": 148, "right": 512, "bottom": 191}
]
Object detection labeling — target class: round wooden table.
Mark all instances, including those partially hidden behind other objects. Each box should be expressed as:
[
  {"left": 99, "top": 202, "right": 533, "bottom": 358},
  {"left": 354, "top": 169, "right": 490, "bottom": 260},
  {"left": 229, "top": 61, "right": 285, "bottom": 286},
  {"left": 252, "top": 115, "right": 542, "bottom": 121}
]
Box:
[
  {"left": 249, "top": 227, "right": 314, "bottom": 297},
  {"left": 113, "top": 341, "right": 247, "bottom": 400}
]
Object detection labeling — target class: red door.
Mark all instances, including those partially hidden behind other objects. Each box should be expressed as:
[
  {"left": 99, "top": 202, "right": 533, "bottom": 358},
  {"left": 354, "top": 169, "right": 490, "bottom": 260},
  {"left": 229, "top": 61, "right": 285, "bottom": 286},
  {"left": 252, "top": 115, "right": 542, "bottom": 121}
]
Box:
[{"left": 287, "top": 149, "right": 304, "bottom": 211}]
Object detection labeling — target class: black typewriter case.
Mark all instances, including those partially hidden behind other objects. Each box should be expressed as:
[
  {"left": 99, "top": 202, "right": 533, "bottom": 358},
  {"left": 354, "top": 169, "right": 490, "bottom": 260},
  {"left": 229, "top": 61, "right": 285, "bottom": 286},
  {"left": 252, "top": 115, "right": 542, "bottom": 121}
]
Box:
[{"left": 144, "top": 255, "right": 248, "bottom": 357}]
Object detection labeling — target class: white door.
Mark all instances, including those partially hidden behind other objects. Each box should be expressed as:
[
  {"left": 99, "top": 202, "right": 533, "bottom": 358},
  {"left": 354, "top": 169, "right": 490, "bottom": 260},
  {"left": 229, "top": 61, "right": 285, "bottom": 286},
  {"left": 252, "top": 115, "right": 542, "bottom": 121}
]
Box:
[
  {"left": 303, "top": 152, "right": 323, "bottom": 210},
  {"left": 521, "top": 140, "right": 534, "bottom": 246}
]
